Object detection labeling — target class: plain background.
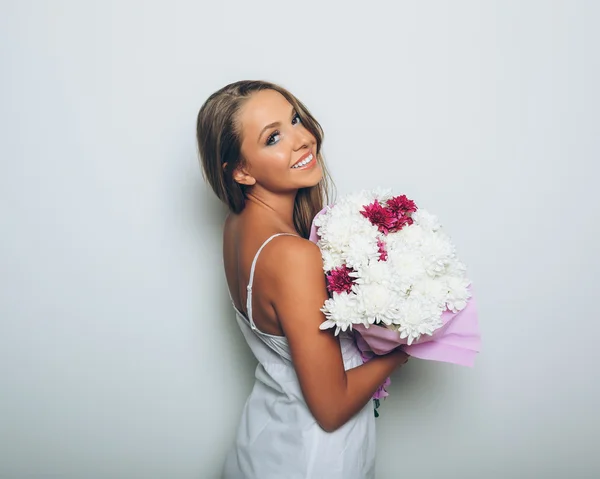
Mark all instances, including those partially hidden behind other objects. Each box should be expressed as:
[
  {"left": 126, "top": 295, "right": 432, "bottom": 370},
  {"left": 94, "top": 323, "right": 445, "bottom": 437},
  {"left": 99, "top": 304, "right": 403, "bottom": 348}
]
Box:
[{"left": 1, "top": 1, "right": 598, "bottom": 478}]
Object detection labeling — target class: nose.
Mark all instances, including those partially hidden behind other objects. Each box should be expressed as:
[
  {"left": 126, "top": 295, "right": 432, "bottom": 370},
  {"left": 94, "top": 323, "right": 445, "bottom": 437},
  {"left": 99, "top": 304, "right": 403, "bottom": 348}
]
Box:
[{"left": 292, "top": 126, "right": 312, "bottom": 151}]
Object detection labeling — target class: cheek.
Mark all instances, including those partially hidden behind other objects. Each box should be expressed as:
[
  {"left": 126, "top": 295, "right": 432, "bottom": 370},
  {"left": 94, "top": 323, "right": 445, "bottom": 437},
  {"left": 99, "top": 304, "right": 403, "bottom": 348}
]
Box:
[
  {"left": 261, "top": 149, "right": 291, "bottom": 171},
  {"left": 245, "top": 149, "right": 289, "bottom": 175}
]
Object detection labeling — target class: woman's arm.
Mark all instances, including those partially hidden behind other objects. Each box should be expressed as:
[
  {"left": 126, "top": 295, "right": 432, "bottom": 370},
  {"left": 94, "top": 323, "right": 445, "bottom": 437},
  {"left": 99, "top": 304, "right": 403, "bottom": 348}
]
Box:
[{"left": 267, "top": 236, "right": 409, "bottom": 433}]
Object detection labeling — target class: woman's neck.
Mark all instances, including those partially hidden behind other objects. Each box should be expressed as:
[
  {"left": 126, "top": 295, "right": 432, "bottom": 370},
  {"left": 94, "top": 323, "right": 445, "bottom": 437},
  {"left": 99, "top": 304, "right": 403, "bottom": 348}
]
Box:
[{"left": 244, "top": 189, "right": 298, "bottom": 232}]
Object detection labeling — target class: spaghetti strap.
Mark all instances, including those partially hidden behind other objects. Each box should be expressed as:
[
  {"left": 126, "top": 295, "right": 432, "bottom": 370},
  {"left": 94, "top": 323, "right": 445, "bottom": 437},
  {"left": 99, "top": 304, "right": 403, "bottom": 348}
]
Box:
[{"left": 246, "top": 233, "right": 298, "bottom": 330}]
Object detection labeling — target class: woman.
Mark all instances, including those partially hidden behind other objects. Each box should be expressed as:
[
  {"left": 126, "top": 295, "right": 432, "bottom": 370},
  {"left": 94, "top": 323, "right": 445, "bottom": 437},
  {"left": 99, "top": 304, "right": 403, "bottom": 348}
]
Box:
[{"left": 197, "top": 80, "right": 409, "bottom": 478}]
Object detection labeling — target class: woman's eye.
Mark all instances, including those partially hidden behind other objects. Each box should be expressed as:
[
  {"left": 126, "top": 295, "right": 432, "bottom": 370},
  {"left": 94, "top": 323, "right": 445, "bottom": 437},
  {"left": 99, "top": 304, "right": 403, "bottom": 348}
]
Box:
[
  {"left": 266, "top": 131, "right": 280, "bottom": 146},
  {"left": 266, "top": 114, "right": 300, "bottom": 145}
]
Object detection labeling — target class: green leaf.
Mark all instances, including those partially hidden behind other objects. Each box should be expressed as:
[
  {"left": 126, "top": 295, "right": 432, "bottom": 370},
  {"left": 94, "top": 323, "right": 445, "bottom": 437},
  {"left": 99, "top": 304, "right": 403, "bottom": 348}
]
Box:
[{"left": 374, "top": 398, "right": 381, "bottom": 417}]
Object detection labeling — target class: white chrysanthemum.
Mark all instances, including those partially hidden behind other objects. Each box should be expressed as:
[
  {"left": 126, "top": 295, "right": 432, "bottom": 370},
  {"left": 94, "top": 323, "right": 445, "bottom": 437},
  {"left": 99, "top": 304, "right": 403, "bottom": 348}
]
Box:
[
  {"left": 445, "top": 257, "right": 467, "bottom": 277},
  {"left": 317, "top": 208, "right": 378, "bottom": 254},
  {"left": 320, "top": 292, "right": 361, "bottom": 336},
  {"left": 392, "top": 298, "right": 444, "bottom": 345},
  {"left": 351, "top": 259, "right": 396, "bottom": 286},
  {"left": 339, "top": 191, "right": 370, "bottom": 208},
  {"left": 352, "top": 261, "right": 407, "bottom": 302},
  {"left": 319, "top": 247, "right": 345, "bottom": 272},
  {"left": 410, "top": 277, "right": 448, "bottom": 310},
  {"left": 412, "top": 209, "right": 442, "bottom": 232},
  {"left": 444, "top": 275, "right": 471, "bottom": 313},
  {"left": 317, "top": 211, "right": 355, "bottom": 247},
  {"left": 371, "top": 187, "right": 394, "bottom": 202},
  {"left": 331, "top": 195, "right": 365, "bottom": 218},
  {"left": 387, "top": 249, "right": 426, "bottom": 292},
  {"left": 354, "top": 283, "right": 400, "bottom": 326},
  {"left": 419, "top": 232, "right": 455, "bottom": 277},
  {"left": 343, "top": 235, "right": 380, "bottom": 269},
  {"left": 343, "top": 188, "right": 391, "bottom": 209},
  {"left": 313, "top": 205, "right": 334, "bottom": 228},
  {"left": 392, "top": 223, "right": 426, "bottom": 248}
]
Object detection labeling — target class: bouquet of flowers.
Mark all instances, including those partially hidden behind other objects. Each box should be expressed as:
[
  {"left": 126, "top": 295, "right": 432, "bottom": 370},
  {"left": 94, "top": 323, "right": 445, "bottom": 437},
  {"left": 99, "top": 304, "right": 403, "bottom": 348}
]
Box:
[{"left": 308, "top": 189, "right": 481, "bottom": 412}]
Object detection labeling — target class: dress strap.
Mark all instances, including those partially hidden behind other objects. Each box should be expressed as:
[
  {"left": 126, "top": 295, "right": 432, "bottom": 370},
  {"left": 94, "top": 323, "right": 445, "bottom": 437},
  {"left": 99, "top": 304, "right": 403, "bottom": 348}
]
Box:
[{"left": 246, "top": 233, "right": 299, "bottom": 330}]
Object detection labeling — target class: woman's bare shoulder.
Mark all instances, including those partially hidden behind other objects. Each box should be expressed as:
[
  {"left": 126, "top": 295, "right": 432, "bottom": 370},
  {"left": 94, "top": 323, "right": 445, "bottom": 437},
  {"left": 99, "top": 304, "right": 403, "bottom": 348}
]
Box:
[
  {"left": 263, "top": 234, "right": 322, "bottom": 265},
  {"left": 259, "top": 235, "right": 325, "bottom": 292}
]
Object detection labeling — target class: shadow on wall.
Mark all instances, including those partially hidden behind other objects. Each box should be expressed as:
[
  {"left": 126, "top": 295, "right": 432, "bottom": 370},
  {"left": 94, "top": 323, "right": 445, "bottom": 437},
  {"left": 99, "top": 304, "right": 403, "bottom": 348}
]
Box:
[
  {"left": 382, "top": 357, "right": 463, "bottom": 418},
  {"left": 189, "top": 171, "right": 258, "bottom": 372}
]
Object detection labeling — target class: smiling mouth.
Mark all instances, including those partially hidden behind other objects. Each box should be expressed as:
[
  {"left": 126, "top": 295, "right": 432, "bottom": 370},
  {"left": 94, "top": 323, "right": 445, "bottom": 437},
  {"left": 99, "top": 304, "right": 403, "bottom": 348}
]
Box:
[{"left": 291, "top": 153, "right": 314, "bottom": 169}]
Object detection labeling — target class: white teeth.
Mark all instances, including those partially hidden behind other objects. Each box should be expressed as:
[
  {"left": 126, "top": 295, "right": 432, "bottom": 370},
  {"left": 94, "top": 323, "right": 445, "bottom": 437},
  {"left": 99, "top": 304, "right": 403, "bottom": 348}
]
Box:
[{"left": 292, "top": 153, "right": 313, "bottom": 168}]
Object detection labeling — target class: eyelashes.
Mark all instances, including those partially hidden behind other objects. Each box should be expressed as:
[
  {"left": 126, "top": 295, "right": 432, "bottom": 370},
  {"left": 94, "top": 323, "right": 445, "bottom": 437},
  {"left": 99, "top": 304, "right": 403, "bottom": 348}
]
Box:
[
  {"left": 266, "top": 113, "right": 302, "bottom": 146},
  {"left": 265, "top": 131, "right": 279, "bottom": 146}
]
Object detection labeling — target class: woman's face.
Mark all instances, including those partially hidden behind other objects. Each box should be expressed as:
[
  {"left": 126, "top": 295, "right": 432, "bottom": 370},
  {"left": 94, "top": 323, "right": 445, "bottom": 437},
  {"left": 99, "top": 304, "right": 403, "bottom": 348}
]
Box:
[{"left": 236, "top": 89, "right": 322, "bottom": 193}]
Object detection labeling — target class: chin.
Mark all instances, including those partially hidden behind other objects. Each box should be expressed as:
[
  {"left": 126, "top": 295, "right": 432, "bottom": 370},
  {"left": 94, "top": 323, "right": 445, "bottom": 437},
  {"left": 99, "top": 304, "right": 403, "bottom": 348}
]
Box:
[{"left": 297, "top": 165, "right": 323, "bottom": 189}]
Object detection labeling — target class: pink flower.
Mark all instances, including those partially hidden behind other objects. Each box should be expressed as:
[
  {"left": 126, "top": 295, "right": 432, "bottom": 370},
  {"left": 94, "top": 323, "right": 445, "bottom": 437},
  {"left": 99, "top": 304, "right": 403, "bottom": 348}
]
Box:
[
  {"left": 358, "top": 345, "right": 390, "bottom": 402},
  {"left": 373, "top": 377, "right": 391, "bottom": 400},
  {"left": 377, "top": 238, "right": 388, "bottom": 262},
  {"left": 361, "top": 200, "right": 397, "bottom": 235},
  {"left": 386, "top": 195, "right": 417, "bottom": 231},
  {"left": 326, "top": 265, "right": 356, "bottom": 294}
]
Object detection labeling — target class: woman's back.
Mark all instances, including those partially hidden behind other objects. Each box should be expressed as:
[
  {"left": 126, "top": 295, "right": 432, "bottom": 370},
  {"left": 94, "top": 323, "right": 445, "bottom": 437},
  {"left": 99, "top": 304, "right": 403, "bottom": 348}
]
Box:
[
  {"left": 222, "top": 212, "right": 295, "bottom": 337},
  {"left": 221, "top": 214, "right": 376, "bottom": 479}
]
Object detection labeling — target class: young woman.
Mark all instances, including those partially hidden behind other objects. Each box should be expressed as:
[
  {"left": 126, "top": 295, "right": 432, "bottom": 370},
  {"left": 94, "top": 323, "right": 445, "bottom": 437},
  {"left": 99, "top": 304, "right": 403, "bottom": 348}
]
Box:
[{"left": 197, "top": 80, "right": 409, "bottom": 478}]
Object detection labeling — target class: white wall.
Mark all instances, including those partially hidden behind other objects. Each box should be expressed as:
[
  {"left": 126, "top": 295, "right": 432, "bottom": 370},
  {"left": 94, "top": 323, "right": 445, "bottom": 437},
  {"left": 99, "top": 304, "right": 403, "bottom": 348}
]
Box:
[{"left": 1, "top": 1, "right": 598, "bottom": 478}]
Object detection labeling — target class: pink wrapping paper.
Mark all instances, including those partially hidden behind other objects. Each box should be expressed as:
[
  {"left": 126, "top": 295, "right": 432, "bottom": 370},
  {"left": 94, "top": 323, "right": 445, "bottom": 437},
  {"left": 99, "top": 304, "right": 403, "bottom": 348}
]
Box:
[
  {"left": 354, "top": 288, "right": 480, "bottom": 366},
  {"left": 309, "top": 205, "right": 481, "bottom": 367}
]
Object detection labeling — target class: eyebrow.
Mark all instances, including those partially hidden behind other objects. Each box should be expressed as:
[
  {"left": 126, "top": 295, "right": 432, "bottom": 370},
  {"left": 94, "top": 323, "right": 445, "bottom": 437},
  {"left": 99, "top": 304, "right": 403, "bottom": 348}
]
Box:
[{"left": 257, "top": 107, "right": 297, "bottom": 144}]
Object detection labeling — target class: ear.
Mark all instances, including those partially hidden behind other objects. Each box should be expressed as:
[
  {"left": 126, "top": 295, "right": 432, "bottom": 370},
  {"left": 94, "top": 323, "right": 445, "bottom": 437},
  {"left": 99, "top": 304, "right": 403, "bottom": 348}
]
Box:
[{"left": 224, "top": 162, "right": 256, "bottom": 186}]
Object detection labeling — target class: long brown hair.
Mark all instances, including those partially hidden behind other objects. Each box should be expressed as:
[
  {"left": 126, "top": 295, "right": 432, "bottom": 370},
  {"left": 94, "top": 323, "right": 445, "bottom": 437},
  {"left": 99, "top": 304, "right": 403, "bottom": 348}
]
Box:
[{"left": 196, "top": 80, "right": 335, "bottom": 238}]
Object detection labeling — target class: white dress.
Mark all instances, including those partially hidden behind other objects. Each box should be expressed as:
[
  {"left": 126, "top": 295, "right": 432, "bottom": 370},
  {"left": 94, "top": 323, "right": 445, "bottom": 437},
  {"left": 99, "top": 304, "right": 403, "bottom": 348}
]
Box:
[{"left": 223, "top": 233, "right": 376, "bottom": 479}]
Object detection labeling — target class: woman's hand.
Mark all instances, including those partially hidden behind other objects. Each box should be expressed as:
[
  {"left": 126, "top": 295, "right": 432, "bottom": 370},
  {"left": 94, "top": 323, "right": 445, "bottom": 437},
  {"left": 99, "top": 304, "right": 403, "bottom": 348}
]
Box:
[{"left": 389, "top": 347, "right": 410, "bottom": 365}]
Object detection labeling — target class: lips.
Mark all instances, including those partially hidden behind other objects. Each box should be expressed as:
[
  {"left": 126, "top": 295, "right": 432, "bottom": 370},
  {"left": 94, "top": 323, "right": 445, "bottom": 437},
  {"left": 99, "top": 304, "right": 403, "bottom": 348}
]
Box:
[{"left": 291, "top": 151, "right": 315, "bottom": 169}]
